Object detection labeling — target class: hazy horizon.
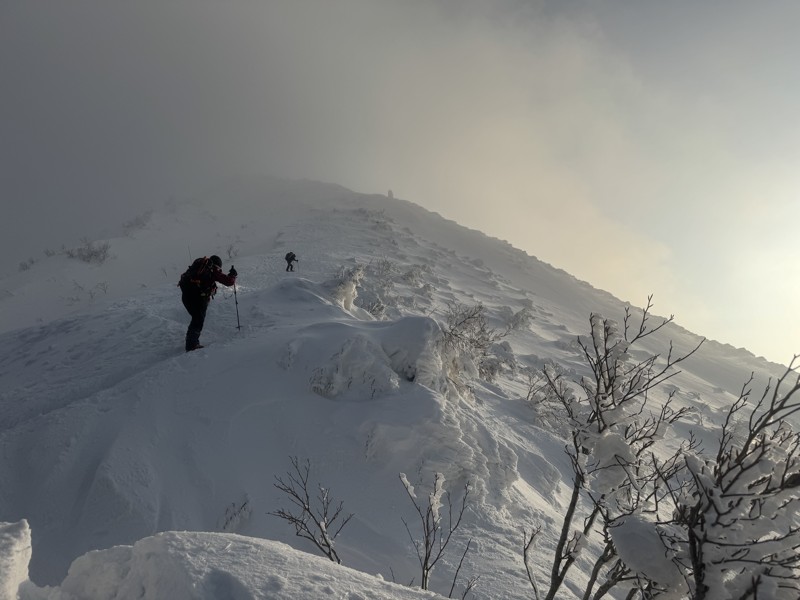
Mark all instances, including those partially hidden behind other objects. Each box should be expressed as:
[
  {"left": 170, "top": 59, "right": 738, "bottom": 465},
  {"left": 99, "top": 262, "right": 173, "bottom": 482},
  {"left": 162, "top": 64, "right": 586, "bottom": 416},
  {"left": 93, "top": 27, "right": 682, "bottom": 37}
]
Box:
[{"left": 2, "top": 0, "right": 797, "bottom": 364}]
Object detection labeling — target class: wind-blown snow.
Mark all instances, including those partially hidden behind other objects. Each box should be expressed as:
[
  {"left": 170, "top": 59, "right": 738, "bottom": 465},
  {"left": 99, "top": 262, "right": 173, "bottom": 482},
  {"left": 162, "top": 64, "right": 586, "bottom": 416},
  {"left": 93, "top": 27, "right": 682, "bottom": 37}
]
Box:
[{"left": 0, "top": 177, "right": 791, "bottom": 599}]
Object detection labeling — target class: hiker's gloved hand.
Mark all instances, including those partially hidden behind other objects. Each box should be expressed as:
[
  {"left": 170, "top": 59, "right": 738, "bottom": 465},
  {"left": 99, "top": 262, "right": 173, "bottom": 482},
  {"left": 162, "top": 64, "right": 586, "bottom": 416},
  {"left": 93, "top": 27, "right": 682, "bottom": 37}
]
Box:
[{"left": 229, "top": 267, "right": 238, "bottom": 277}]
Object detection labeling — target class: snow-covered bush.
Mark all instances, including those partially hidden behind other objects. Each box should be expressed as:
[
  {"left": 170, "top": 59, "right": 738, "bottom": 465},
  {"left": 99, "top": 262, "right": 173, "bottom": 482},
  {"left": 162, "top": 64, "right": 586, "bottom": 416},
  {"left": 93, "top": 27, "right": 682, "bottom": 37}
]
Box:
[
  {"left": 660, "top": 362, "right": 800, "bottom": 599},
  {"left": 377, "top": 316, "right": 447, "bottom": 390},
  {"left": 64, "top": 237, "right": 112, "bottom": 264},
  {"left": 305, "top": 316, "right": 448, "bottom": 400},
  {"left": 358, "top": 258, "right": 436, "bottom": 320},
  {"left": 478, "top": 341, "right": 517, "bottom": 382},
  {"left": 441, "top": 302, "right": 498, "bottom": 357},
  {"left": 439, "top": 301, "right": 518, "bottom": 385},
  {"left": 525, "top": 297, "right": 703, "bottom": 600},
  {"left": 524, "top": 363, "right": 573, "bottom": 433},
  {"left": 309, "top": 334, "right": 401, "bottom": 400},
  {"left": 529, "top": 304, "right": 800, "bottom": 599},
  {"left": 352, "top": 260, "right": 395, "bottom": 319},
  {"left": 361, "top": 297, "right": 387, "bottom": 319},
  {"left": 372, "top": 257, "right": 396, "bottom": 287},
  {"left": 401, "top": 264, "right": 432, "bottom": 287},
  {"left": 328, "top": 264, "right": 365, "bottom": 311},
  {"left": 507, "top": 306, "right": 533, "bottom": 332}
]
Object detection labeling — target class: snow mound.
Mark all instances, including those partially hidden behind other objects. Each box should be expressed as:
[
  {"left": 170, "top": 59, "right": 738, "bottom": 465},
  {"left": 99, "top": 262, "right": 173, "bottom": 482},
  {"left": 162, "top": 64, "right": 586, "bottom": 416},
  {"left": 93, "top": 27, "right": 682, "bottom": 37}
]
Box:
[
  {"left": 285, "top": 315, "right": 446, "bottom": 401},
  {"left": 49, "top": 531, "right": 442, "bottom": 600}
]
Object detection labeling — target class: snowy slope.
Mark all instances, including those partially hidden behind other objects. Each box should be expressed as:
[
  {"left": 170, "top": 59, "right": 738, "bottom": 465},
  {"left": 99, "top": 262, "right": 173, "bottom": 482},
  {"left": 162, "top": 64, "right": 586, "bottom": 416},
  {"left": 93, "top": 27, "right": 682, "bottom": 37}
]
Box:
[{"left": 0, "top": 178, "right": 791, "bottom": 599}]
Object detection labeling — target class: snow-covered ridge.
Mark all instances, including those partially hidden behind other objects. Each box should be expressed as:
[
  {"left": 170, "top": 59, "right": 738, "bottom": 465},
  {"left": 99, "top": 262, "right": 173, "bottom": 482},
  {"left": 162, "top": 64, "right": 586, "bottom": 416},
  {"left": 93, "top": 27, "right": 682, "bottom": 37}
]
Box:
[
  {"left": 0, "top": 178, "right": 791, "bottom": 599},
  {"left": 4, "top": 523, "right": 442, "bottom": 600}
]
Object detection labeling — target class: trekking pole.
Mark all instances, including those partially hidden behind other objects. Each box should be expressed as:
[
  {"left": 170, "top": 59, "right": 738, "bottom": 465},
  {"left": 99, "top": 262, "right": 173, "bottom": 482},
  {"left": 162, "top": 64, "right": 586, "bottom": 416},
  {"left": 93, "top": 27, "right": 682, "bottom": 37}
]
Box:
[
  {"left": 233, "top": 284, "right": 242, "bottom": 330},
  {"left": 232, "top": 266, "right": 242, "bottom": 330}
]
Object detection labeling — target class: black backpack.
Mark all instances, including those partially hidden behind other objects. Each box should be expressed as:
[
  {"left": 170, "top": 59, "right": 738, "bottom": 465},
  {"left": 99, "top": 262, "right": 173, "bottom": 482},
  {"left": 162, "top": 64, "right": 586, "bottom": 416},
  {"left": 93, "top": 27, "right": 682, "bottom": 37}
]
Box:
[
  {"left": 179, "top": 257, "right": 216, "bottom": 296},
  {"left": 285, "top": 252, "right": 295, "bottom": 262}
]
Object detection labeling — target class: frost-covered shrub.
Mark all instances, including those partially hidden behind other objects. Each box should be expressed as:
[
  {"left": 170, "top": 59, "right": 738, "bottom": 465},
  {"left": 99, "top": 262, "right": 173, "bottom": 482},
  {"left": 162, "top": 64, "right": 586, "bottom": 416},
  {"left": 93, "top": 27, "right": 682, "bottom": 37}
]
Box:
[
  {"left": 439, "top": 301, "right": 516, "bottom": 386},
  {"left": 353, "top": 258, "right": 399, "bottom": 318},
  {"left": 371, "top": 257, "right": 396, "bottom": 284},
  {"left": 478, "top": 341, "right": 517, "bottom": 382},
  {"left": 328, "top": 264, "right": 365, "bottom": 311},
  {"left": 525, "top": 297, "right": 703, "bottom": 600},
  {"left": 660, "top": 363, "right": 800, "bottom": 599},
  {"left": 379, "top": 316, "right": 447, "bottom": 391},
  {"left": 401, "top": 264, "right": 431, "bottom": 286},
  {"left": 523, "top": 363, "right": 573, "bottom": 433},
  {"left": 64, "top": 238, "right": 112, "bottom": 264},
  {"left": 441, "top": 302, "right": 497, "bottom": 357},
  {"left": 358, "top": 261, "right": 435, "bottom": 315},
  {"left": 310, "top": 335, "right": 400, "bottom": 400},
  {"left": 507, "top": 307, "right": 533, "bottom": 331},
  {"left": 305, "top": 317, "right": 447, "bottom": 400},
  {"left": 360, "top": 297, "right": 387, "bottom": 319}
]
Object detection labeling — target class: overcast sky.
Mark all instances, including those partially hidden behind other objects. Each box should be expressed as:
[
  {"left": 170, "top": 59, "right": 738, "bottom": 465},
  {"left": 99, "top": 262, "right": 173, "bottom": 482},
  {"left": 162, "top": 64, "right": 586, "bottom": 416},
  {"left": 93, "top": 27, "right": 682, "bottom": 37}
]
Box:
[{"left": 2, "top": 0, "right": 798, "bottom": 364}]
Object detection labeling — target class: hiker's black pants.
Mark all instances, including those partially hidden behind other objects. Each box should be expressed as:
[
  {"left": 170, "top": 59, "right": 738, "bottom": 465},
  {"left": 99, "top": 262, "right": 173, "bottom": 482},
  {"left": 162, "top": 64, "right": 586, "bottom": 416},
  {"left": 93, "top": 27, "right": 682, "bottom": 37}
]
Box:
[
  {"left": 286, "top": 261, "right": 294, "bottom": 271},
  {"left": 182, "top": 290, "right": 209, "bottom": 351}
]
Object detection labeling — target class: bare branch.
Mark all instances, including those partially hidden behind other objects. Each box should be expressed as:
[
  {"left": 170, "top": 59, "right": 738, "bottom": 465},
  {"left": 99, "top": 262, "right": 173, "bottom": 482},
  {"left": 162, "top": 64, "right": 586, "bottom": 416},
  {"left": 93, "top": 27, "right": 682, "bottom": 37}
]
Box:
[
  {"left": 400, "top": 473, "right": 474, "bottom": 591},
  {"left": 269, "top": 456, "right": 354, "bottom": 564}
]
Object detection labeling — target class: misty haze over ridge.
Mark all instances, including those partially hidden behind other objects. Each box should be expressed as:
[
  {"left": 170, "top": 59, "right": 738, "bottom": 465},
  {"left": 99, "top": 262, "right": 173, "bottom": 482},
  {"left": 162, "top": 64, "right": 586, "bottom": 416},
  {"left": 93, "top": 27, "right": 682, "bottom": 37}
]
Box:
[{"left": 3, "top": 1, "right": 798, "bottom": 365}]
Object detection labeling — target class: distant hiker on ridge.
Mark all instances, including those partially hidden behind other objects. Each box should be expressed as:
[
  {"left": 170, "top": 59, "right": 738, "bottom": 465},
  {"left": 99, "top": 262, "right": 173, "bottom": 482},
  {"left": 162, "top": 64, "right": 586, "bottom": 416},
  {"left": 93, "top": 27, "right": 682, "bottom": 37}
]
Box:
[
  {"left": 285, "top": 251, "right": 298, "bottom": 272},
  {"left": 178, "top": 255, "right": 237, "bottom": 352}
]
